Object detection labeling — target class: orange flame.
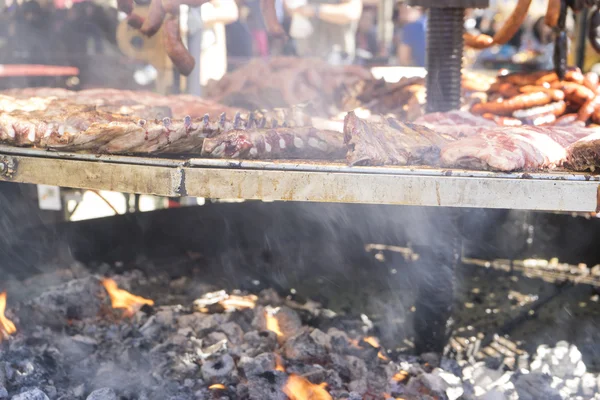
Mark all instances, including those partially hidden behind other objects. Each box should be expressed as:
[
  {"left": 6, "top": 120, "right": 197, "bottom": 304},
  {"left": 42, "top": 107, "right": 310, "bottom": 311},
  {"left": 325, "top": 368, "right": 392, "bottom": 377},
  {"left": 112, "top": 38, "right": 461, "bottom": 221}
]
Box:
[
  {"left": 209, "top": 384, "right": 226, "bottom": 390},
  {"left": 392, "top": 371, "right": 409, "bottom": 383},
  {"left": 283, "top": 374, "right": 332, "bottom": 400},
  {"left": 101, "top": 279, "right": 154, "bottom": 317},
  {"left": 265, "top": 310, "right": 283, "bottom": 337},
  {"left": 275, "top": 354, "right": 285, "bottom": 372},
  {"left": 362, "top": 336, "right": 388, "bottom": 361},
  {"left": 0, "top": 292, "right": 16, "bottom": 341}
]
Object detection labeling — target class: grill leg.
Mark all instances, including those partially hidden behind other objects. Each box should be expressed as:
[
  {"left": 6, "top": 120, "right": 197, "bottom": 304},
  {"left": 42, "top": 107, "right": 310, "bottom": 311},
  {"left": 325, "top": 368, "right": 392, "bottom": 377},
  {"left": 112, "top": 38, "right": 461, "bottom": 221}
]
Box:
[{"left": 425, "top": 7, "right": 464, "bottom": 113}]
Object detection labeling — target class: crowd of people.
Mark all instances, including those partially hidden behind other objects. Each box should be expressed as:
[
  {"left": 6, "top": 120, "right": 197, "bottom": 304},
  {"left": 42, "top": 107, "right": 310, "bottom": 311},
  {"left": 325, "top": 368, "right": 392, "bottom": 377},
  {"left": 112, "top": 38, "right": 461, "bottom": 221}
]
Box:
[{"left": 0, "top": 0, "right": 582, "bottom": 91}]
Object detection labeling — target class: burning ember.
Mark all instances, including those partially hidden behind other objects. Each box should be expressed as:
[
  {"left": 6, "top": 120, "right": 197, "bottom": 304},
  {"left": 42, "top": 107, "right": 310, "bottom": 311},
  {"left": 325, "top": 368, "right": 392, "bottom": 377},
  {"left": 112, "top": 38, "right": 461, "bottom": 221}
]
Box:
[
  {"left": 193, "top": 290, "right": 257, "bottom": 312},
  {"left": 275, "top": 354, "right": 286, "bottom": 372},
  {"left": 101, "top": 278, "right": 154, "bottom": 317},
  {"left": 208, "top": 384, "right": 226, "bottom": 390},
  {"left": 265, "top": 307, "right": 284, "bottom": 337},
  {"left": 0, "top": 291, "right": 16, "bottom": 341},
  {"left": 283, "top": 374, "right": 332, "bottom": 400}
]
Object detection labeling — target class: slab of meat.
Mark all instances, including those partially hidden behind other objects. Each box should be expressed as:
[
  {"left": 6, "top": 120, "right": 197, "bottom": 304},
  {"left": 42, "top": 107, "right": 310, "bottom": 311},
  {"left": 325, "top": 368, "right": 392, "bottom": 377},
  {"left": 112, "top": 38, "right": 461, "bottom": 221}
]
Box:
[
  {"left": 414, "top": 110, "right": 497, "bottom": 127},
  {"left": 0, "top": 104, "right": 310, "bottom": 155},
  {"left": 201, "top": 127, "right": 345, "bottom": 160},
  {"left": 343, "top": 111, "right": 455, "bottom": 166},
  {"left": 440, "top": 127, "right": 567, "bottom": 171},
  {"left": 565, "top": 132, "right": 600, "bottom": 171}
]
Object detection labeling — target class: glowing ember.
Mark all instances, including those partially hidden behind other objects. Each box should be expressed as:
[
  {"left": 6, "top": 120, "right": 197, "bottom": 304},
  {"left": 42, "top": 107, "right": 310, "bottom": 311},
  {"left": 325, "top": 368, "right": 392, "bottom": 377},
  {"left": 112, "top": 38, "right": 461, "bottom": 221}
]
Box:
[
  {"left": 194, "top": 291, "right": 257, "bottom": 313},
  {"left": 392, "top": 370, "right": 409, "bottom": 383},
  {"left": 208, "top": 384, "right": 226, "bottom": 390},
  {"left": 0, "top": 292, "right": 16, "bottom": 341},
  {"left": 275, "top": 354, "right": 285, "bottom": 372},
  {"left": 265, "top": 308, "right": 283, "bottom": 337},
  {"left": 101, "top": 278, "right": 154, "bottom": 317},
  {"left": 363, "top": 336, "right": 380, "bottom": 348},
  {"left": 283, "top": 374, "right": 332, "bottom": 400},
  {"left": 362, "top": 336, "right": 388, "bottom": 360}
]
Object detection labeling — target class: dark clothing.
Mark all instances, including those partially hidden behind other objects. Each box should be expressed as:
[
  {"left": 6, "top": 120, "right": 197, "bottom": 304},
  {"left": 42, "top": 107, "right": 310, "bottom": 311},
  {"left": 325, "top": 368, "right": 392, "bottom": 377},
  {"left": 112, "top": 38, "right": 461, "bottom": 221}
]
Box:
[
  {"left": 226, "top": 20, "right": 254, "bottom": 70},
  {"left": 245, "top": 0, "right": 267, "bottom": 31}
]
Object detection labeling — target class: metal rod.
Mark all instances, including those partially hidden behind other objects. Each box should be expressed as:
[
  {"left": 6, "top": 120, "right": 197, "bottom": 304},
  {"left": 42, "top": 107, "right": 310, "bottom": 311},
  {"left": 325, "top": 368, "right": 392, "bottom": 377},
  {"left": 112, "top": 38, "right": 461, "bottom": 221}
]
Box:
[{"left": 576, "top": 8, "right": 589, "bottom": 70}]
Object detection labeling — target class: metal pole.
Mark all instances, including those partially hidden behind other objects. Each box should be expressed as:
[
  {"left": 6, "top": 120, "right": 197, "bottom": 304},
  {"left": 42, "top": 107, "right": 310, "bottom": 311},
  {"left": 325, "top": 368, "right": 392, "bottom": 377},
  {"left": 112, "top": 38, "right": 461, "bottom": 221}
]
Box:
[{"left": 575, "top": 8, "right": 589, "bottom": 71}]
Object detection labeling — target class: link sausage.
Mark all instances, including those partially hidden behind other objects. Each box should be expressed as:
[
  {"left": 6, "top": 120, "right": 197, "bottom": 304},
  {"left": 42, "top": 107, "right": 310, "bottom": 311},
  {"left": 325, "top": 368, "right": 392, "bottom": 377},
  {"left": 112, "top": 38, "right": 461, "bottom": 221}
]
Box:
[
  {"left": 519, "top": 85, "right": 565, "bottom": 101},
  {"left": 163, "top": 13, "right": 195, "bottom": 76},
  {"left": 471, "top": 92, "right": 552, "bottom": 115},
  {"left": 482, "top": 113, "right": 523, "bottom": 126},
  {"left": 140, "top": 0, "right": 165, "bottom": 37},
  {"left": 493, "top": 0, "right": 533, "bottom": 45}
]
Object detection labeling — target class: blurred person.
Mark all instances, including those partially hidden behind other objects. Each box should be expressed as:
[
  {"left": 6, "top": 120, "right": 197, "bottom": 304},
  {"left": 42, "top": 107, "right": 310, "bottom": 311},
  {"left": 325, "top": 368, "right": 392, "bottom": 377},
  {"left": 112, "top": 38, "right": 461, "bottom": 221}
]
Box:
[
  {"left": 245, "top": 0, "right": 269, "bottom": 56},
  {"left": 186, "top": 0, "right": 239, "bottom": 95},
  {"left": 520, "top": 16, "right": 554, "bottom": 70},
  {"left": 355, "top": 6, "right": 377, "bottom": 65},
  {"left": 226, "top": 0, "right": 254, "bottom": 70},
  {"left": 396, "top": 3, "right": 425, "bottom": 67},
  {"left": 285, "top": 0, "right": 363, "bottom": 64}
]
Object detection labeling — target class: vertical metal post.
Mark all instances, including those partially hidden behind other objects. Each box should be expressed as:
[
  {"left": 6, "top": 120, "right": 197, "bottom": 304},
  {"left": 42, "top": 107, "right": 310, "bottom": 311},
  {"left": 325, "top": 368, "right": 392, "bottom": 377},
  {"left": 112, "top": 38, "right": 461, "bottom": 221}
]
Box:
[{"left": 575, "top": 8, "right": 589, "bottom": 71}]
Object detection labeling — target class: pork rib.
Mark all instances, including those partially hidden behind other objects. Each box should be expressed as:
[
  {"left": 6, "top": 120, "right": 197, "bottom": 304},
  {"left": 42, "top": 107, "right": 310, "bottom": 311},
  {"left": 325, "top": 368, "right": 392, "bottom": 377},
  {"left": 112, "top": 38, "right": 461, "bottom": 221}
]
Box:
[
  {"left": 565, "top": 132, "right": 600, "bottom": 171},
  {"left": 343, "top": 111, "right": 454, "bottom": 166},
  {"left": 201, "top": 127, "right": 345, "bottom": 160}
]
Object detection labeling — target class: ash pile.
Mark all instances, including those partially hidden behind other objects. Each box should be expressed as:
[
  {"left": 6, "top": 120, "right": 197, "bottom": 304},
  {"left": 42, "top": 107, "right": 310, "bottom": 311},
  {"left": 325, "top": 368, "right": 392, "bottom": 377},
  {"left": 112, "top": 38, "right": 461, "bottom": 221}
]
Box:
[{"left": 1, "top": 264, "right": 600, "bottom": 400}]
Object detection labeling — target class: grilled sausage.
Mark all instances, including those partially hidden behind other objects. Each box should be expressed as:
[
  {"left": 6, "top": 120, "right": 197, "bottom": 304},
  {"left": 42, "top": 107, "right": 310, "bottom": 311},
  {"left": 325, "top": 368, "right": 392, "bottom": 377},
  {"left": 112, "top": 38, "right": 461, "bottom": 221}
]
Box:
[
  {"left": 482, "top": 113, "right": 523, "bottom": 126},
  {"left": 140, "top": 0, "right": 165, "bottom": 37},
  {"left": 565, "top": 68, "right": 585, "bottom": 84},
  {"left": 560, "top": 81, "right": 596, "bottom": 104},
  {"left": 163, "top": 14, "right": 195, "bottom": 76},
  {"left": 554, "top": 113, "right": 582, "bottom": 126},
  {"left": 464, "top": 32, "right": 494, "bottom": 49},
  {"left": 584, "top": 72, "right": 599, "bottom": 92},
  {"left": 512, "top": 101, "right": 566, "bottom": 120},
  {"left": 261, "top": 0, "right": 286, "bottom": 36},
  {"left": 493, "top": 0, "right": 533, "bottom": 45},
  {"left": 522, "top": 113, "right": 556, "bottom": 126},
  {"left": 577, "top": 96, "right": 600, "bottom": 121},
  {"left": 545, "top": 0, "right": 561, "bottom": 27},
  {"left": 498, "top": 70, "right": 557, "bottom": 86},
  {"left": 496, "top": 82, "right": 520, "bottom": 98},
  {"left": 471, "top": 92, "right": 553, "bottom": 115},
  {"left": 519, "top": 85, "right": 565, "bottom": 101},
  {"left": 127, "top": 13, "right": 145, "bottom": 29}
]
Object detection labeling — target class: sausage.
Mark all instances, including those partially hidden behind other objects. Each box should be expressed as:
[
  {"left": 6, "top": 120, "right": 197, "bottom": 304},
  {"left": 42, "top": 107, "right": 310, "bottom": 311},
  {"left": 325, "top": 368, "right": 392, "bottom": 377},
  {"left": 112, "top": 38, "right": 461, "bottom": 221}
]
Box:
[
  {"left": 512, "top": 101, "right": 566, "bottom": 119},
  {"left": 499, "top": 70, "right": 557, "bottom": 86},
  {"left": 464, "top": 32, "right": 494, "bottom": 49},
  {"left": 482, "top": 113, "right": 523, "bottom": 126},
  {"left": 560, "top": 81, "right": 596, "bottom": 104},
  {"left": 522, "top": 113, "right": 556, "bottom": 126},
  {"left": 127, "top": 13, "right": 145, "bottom": 29},
  {"left": 545, "top": 0, "right": 561, "bottom": 27},
  {"left": 554, "top": 31, "right": 568, "bottom": 80},
  {"left": 519, "top": 85, "right": 565, "bottom": 101},
  {"left": 471, "top": 92, "right": 553, "bottom": 115},
  {"left": 554, "top": 113, "right": 581, "bottom": 126},
  {"left": 589, "top": 8, "right": 600, "bottom": 54},
  {"left": 583, "top": 72, "right": 599, "bottom": 92},
  {"left": 140, "top": 0, "right": 165, "bottom": 37},
  {"left": 565, "top": 68, "right": 585, "bottom": 84},
  {"left": 261, "top": 0, "right": 286, "bottom": 36},
  {"left": 117, "top": 0, "right": 134, "bottom": 14},
  {"left": 163, "top": 13, "right": 195, "bottom": 76},
  {"left": 492, "top": 0, "right": 533, "bottom": 45},
  {"left": 577, "top": 96, "right": 600, "bottom": 121},
  {"left": 496, "top": 82, "right": 520, "bottom": 98}
]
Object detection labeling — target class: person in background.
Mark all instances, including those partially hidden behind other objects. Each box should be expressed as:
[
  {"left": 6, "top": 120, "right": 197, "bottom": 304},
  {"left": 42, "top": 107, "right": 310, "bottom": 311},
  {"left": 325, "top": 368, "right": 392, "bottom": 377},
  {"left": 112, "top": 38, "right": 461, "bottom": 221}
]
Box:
[
  {"left": 245, "top": 0, "right": 269, "bottom": 56},
  {"left": 354, "top": 6, "right": 378, "bottom": 65},
  {"left": 520, "top": 16, "right": 554, "bottom": 70},
  {"left": 186, "top": 0, "right": 239, "bottom": 95},
  {"left": 225, "top": 0, "right": 254, "bottom": 70},
  {"left": 285, "top": 0, "right": 362, "bottom": 64},
  {"left": 396, "top": 2, "right": 426, "bottom": 67}
]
